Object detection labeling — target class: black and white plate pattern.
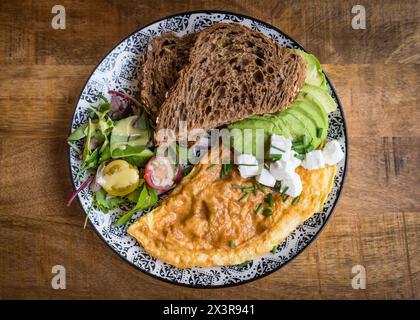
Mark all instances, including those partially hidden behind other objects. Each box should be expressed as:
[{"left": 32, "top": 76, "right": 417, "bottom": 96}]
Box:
[{"left": 69, "top": 11, "right": 347, "bottom": 288}]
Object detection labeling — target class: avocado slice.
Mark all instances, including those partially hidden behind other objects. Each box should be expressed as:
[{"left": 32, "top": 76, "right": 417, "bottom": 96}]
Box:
[
  {"left": 122, "top": 148, "right": 154, "bottom": 167},
  {"left": 272, "top": 116, "right": 292, "bottom": 139},
  {"left": 296, "top": 94, "right": 328, "bottom": 142},
  {"left": 110, "top": 115, "right": 150, "bottom": 158},
  {"left": 283, "top": 107, "right": 321, "bottom": 148},
  {"left": 292, "top": 101, "right": 325, "bottom": 137},
  {"left": 228, "top": 52, "right": 333, "bottom": 155},
  {"left": 280, "top": 112, "right": 312, "bottom": 143},
  {"left": 228, "top": 116, "right": 275, "bottom": 155},
  {"left": 294, "top": 49, "right": 327, "bottom": 90},
  {"left": 229, "top": 102, "right": 326, "bottom": 155},
  {"left": 300, "top": 84, "right": 337, "bottom": 113}
]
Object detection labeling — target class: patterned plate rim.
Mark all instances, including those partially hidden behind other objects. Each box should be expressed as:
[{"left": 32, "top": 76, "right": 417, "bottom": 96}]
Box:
[{"left": 67, "top": 10, "right": 348, "bottom": 289}]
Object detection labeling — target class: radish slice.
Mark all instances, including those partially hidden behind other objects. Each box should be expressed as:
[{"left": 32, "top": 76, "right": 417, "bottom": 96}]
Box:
[{"left": 144, "top": 156, "right": 176, "bottom": 191}]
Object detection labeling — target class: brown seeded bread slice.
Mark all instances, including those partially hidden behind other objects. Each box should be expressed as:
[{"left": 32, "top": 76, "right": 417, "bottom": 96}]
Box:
[
  {"left": 140, "top": 32, "right": 196, "bottom": 120},
  {"left": 155, "top": 23, "right": 306, "bottom": 144}
]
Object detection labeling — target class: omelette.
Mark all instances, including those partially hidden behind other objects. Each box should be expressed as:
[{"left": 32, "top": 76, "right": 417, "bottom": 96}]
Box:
[{"left": 128, "top": 151, "right": 336, "bottom": 268}]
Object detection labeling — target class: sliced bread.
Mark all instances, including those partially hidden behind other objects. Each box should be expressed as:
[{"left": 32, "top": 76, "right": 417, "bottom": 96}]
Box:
[
  {"left": 155, "top": 23, "right": 306, "bottom": 144},
  {"left": 140, "top": 32, "right": 196, "bottom": 120}
]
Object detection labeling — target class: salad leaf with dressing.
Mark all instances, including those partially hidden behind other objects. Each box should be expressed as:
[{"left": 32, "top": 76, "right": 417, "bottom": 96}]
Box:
[{"left": 67, "top": 92, "right": 161, "bottom": 225}]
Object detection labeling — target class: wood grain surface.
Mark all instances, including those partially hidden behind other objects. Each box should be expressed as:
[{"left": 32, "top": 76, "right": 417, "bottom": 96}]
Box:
[{"left": 0, "top": 0, "right": 419, "bottom": 300}]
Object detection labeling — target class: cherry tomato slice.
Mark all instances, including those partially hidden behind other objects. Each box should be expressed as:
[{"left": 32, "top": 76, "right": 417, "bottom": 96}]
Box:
[{"left": 144, "top": 156, "right": 176, "bottom": 191}]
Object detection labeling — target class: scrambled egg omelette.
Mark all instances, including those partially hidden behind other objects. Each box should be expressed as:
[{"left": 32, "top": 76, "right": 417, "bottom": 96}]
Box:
[{"left": 128, "top": 151, "right": 336, "bottom": 268}]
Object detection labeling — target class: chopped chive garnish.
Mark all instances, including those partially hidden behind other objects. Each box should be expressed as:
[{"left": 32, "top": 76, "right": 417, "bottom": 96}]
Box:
[
  {"left": 238, "top": 163, "right": 258, "bottom": 166},
  {"left": 220, "top": 163, "right": 233, "bottom": 177},
  {"left": 206, "top": 164, "right": 217, "bottom": 171},
  {"left": 264, "top": 193, "right": 274, "bottom": 208},
  {"left": 226, "top": 163, "right": 234, "bottom": 174},
  {"left": 238, "top": 193, "right": 249, "bottom": 202},
  {"left": 237, "top": 260, "right": 252, "bottom": 269},
  {"left": 233, "top": 184, "right": 250, "bottom": 190},
  {"left": 281, "top": 194, "right": 289, "bottom": 202},
  {"left": 269, "top": 195, "right": 274, "bottom": 208},
  {"left": 232, "top": 184, "right": 255, "bottom": 192},
  {"left": 291, "top": 195, "right": 301, "bottom": 205},
  {"left": 263, "top": 209, "right": 272, "bottom": 217},
  {"left": 255, "top": 203, "right": 263, "bottom": 214},
  {"left": 252, "top": 181, "right": 257, "bottom": 195},
  {"left": 316, "top": 127, "right": 323, "bottom": 138},
  {"left": 272, "top": 182, "right": 282, "bottom": 194},
  {"left": 255, "top": 181, "right": 266, "bottom": 193},
  {"left": 229, "top": 240, "right": 234, "bottom": 249},
  {"left": 294, "top": 153, "right": 305, "bottom": 160},
  {"left": 293, "top": 145, "right": 306, "bottom": 154},
  {"left": 271, "top": 145, "right": 285, "bottom": 153},
  {"left": 269, "top": 154, "right": 283, "bottom": 162},
  {"left": 271, "top": 245, "right": 277, "bottom": 254},
  {"left": 303, "top": 135, "right": 310, "bottom": 147},
  {"left": 292, "top": 140, "right": 303, "bottom": 147},
  {"left": 305, "top": 145, "right": 314, "bottom": 153},
  {"left": 182, "top": 166, "right": 193, "bottom": 176},
  {"left": 236, "top": 187, "right": 255, "bottom": 193},
  {"left": 281, "top": 186, "right": 289, "bottom": 195}
]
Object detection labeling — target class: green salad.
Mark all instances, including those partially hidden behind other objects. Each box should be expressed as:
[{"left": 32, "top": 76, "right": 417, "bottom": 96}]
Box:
[{"left": 67, "top": 91, "right": 182, "bottom": 226}]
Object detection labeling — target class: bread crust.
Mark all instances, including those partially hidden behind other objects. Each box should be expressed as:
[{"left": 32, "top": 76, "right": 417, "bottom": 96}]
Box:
[
  {"left": 155, "top": 23, "right": 306, "bottom": 144},
  {"left": 140, "top": 32, "right": 196, "bottom": 120}
]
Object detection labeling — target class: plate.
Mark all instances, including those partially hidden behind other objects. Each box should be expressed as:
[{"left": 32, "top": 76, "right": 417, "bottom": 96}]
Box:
[{"left": 69, "top": 11, "right": 348, "bottom": 288}]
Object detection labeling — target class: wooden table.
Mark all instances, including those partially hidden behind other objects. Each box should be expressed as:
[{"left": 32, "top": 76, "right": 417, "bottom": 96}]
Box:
[{"left": 0, "top": 0, "right": 419, "bottom": 300}]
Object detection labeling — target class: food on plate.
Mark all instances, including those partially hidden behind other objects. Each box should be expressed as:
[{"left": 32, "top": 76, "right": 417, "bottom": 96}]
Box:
[
  {"left": 144, "top": 156, "right": 179, "bottom": 191},
  {"left": 140, "top": 32, "right": 196, "bottom": 119},
  {"left": 98, "top": 160, "right": 140, "bottom": 196},
  {"left": 68, "top": 22, "right": 345, "bottom": 268},
  {"left": 67, "top": 93, "right": 158, "bottom": 224},
  {"left": 302, "top": 150, "right": 326, "bottom": 170},
  {"left": 295, "top": 49, "right": 327, "bottom": 89},
  {"left": 127, "top": 149, "right": 336, "bottom": 268},
  {"left": 322, "top": 140, "right": 344, "bottom": 165},
  {"left": 154, "top": 23, "right": 307, "bottom": 144},
  {"left": 228, "top": 49, "right": 331, "bottom": 155},
  {"left": 236, "top": 153, "right": 259, "bottom": 178},
  {"left": 110, "top": 114, "right": 154, "bottom": 166}
]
